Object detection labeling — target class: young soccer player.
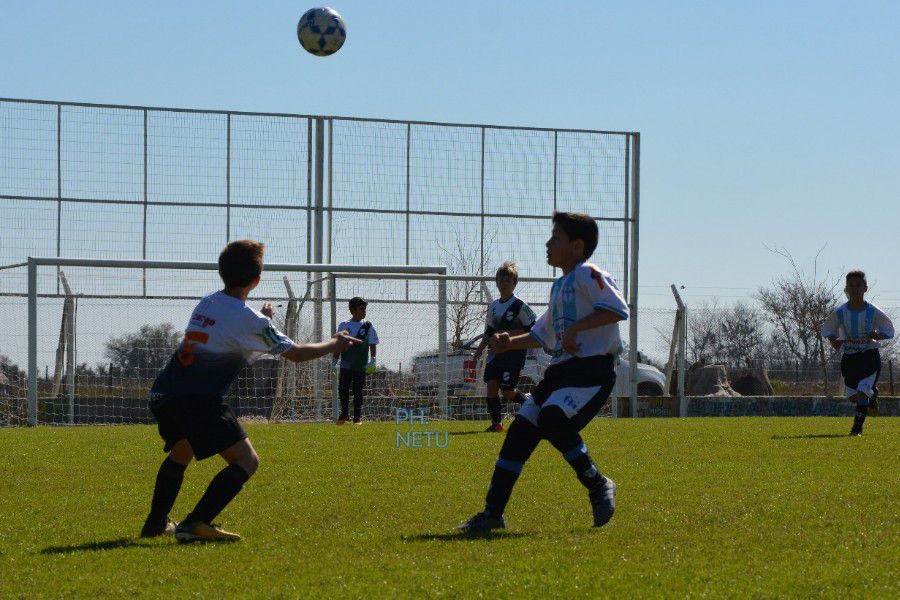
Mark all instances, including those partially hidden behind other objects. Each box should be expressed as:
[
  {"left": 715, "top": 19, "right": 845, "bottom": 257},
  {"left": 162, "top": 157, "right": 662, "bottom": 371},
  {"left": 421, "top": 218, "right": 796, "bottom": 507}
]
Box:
[
  {"left": 140, "top": 240, "right": 359, "bottom": 542},
  {"left": 458, "top": 212, "right": 628, "bottom": 532},
  {"left": 822, "top": 270, "right": 894, "bottom": 436},
  {"left": 332, "top": 297, "right": 379, "bottom": 424},
  {"left": 472, "top": 261, "right": 537, "bottom": 432}
]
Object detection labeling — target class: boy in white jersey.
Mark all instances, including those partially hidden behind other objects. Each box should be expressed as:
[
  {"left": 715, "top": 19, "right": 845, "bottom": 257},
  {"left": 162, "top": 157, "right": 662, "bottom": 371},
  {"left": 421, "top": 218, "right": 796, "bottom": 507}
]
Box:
[
  {"left": 141, "top": 240, "right": 359, "bottom": 542},
  {"left": 332, "top": 297, "right": 379, "bottom": 424},
  {"left": 458, "top": 212, "right": 628, "bottom": 533},
  {"left": 472, "top": 261, "right": 537, "bottom": 432},
  {"left": 821, "top": 270, "right": 894, "bottom": 436}
]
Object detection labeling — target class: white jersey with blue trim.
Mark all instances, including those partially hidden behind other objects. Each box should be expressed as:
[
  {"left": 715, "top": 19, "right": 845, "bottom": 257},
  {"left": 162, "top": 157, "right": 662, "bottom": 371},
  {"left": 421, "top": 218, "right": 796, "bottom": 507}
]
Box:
[
  {"left": 822, "top": 301, "right": 894, "bottom": 355},
  {"left": 529, "top": 262, "right": 629, "bottom": 365},
  {"left": 150, "top": 291, "right": 294, "bottom": 401}
]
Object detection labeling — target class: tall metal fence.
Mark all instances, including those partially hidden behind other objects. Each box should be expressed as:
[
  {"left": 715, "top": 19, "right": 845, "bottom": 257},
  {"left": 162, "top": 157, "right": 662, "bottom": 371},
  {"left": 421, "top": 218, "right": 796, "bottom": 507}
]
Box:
[{"left": 0, "top": 97, "right": 642, "bottom": 422}]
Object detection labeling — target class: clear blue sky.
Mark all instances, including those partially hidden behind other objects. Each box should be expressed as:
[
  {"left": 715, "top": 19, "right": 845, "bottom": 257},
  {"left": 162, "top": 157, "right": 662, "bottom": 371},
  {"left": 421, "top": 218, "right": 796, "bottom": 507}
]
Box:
[{"left": 2, "top": 0, "right": 899, "bottom": 308}]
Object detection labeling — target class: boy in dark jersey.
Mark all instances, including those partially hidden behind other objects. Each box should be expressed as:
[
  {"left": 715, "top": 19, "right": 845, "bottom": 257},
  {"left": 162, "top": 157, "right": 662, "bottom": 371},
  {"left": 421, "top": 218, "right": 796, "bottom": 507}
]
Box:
[
  {"left": 141, "top": 240, "right": 359, "bottom": 542},
  {"left": 332, "top": 297, "right": 379, "bottom": 424},
  {"left": 472, "top": 262, "right": 537, "bottom": 432}
]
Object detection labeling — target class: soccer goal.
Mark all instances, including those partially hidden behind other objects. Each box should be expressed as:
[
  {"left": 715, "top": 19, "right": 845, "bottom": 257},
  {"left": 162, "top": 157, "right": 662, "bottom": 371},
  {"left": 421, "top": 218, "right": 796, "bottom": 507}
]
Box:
[{"left": 22, "top": 257, "right": 456, "bottom": 425}]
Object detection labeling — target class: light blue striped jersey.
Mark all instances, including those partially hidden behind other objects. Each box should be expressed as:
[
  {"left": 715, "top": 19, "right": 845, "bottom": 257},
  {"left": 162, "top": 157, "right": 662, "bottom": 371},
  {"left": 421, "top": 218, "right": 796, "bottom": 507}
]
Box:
[
  {"left": 529, "top": 262, "right": 629, "bottom": 365},
  {"left": 821, "top": 302, "right": 894, "bottom": 354}
]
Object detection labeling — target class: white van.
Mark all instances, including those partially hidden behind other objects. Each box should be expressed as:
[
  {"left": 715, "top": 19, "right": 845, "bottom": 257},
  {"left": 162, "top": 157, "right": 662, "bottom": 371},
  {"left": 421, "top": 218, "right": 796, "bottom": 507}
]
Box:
[{"left": 412, "top": 335, "right": 666, "bottom": 398}]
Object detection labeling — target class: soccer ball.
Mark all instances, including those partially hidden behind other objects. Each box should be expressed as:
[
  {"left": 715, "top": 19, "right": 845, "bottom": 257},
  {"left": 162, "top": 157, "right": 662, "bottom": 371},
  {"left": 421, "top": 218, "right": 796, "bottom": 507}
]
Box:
[{"left": 297, "top": 7, "right": 346, "bottom": 57}]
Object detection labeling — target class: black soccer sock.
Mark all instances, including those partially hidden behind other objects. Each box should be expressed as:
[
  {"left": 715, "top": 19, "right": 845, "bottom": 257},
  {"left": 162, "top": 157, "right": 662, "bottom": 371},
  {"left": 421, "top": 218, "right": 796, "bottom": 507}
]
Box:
[
  {"left": 561, "top": 439, "right": 604, "bottom": 490},
  {"left": 353, "top": 376, "right": 364, "bottom": 422},
  {"left": 338, "top": 370, "right": 350, "bottom": 420},
  {"left": 148, "top": 457, "right": 187, "bottom": 523},
  {"left": 539, "top": 406, "right": 604, "bottom": 490},
  {"left": 184, "top": 464, "right": 250, "bottom": 525},
  {"left": 854, "top": 402, "right": 868, "bottom": 429},
  {"left": 486, "top": 396, "right": 502, "bottom": 424},
  {"left": 484, "top": 417, "right": 541, "bottom": 517}
]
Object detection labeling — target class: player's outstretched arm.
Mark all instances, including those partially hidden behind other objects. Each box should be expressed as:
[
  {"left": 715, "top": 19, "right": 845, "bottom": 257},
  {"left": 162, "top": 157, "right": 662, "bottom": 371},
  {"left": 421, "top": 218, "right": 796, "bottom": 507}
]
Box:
[
  {"left": 489, "top": 331, "right": 542, "bottom": 353},
  {"left": 283, "top": 332, "right": 361, "bottom": 363}
]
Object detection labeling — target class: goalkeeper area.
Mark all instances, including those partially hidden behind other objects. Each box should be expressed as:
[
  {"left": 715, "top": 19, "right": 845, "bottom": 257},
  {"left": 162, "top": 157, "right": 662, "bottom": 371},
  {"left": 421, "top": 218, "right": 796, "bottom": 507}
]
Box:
[{"left": 1, "top": 417, "right": 897, "bottom": 597}]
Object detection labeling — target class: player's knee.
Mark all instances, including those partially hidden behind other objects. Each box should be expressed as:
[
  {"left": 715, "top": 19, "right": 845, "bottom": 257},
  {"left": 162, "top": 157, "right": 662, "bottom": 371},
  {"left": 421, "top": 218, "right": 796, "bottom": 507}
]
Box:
[
  {"left": 242, "top": 452, "right": 260, "bottom": 477},
  {"left": 500, "top": 389, "right": 517, "bottom": 402}
]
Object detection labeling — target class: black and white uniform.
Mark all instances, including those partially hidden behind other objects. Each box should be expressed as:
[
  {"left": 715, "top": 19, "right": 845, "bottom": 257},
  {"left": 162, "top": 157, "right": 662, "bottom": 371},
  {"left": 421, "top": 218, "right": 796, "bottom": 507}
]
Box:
[
  {"left": 519, "top": 262, "right": 629, "bottom": 428},
  {"left": 822, "top": 302, "right": 894, "bottom": 399},
  {"left": 149, "top": 291, "right": 294, "bottom": 459},
  {"left": 483, "top": 295, "right": 537, "bottom": 391}
]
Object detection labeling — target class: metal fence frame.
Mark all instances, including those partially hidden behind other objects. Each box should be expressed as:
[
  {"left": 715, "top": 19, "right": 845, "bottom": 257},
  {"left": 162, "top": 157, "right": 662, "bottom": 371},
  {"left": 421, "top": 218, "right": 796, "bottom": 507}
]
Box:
[{"left": 3, "top": 97, "right": 641, "bottom": 416}]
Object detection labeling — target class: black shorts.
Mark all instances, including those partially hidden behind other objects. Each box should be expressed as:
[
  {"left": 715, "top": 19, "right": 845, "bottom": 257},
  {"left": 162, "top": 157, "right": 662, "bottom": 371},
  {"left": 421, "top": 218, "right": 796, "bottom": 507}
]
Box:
[
  {"left": 149, "top": 395, "right": 247, "bottom": 460},
  {"left": 483, "top": 361, "right": 523, "bottom": 391},
  {"left": 840, "top": 349, "right": 881, "bottom": 398},
  {"left": 519, "top": 354, "right": 616, "bottom": 431}
]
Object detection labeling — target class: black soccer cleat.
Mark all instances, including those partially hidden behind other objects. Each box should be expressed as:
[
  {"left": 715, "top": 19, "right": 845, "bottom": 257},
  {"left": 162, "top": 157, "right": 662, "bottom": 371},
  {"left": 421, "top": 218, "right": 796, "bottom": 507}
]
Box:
[
  {"left": 456, "top": 511, "right": 506, "bottom": 533},
  {"left": 140, "top": 517, "right": 177, "bottom": 538},
  {"left": 589, "top": 476, "right": 616, "bottom": 528},
  {"left": 849, "top": 425, "right": 863, "bottom": 437},
  {"left": 485, "top": 422, "right": 504, "bottom": 433}
]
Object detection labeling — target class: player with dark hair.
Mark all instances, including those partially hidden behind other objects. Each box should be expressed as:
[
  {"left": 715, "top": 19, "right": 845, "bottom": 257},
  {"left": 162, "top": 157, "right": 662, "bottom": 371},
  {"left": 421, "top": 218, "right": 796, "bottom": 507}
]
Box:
[
  {"left": 141, "top": 240, "right": 359, "bottom": 542},
  {"left": 333, "top": 297, "right": 379, "bottom": 424},
  {"left": 458, "top": 212, "right": 627, "bottom": 532},
  {"left": 822, "top": 270, "right": 894, "bottom": 436}
]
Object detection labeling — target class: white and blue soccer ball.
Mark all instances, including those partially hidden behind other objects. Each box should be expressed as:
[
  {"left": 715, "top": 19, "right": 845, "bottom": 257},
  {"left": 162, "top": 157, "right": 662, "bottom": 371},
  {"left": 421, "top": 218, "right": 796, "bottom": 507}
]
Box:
[{"left": 297, "top": 7, "right": 346, "bottom": 57}]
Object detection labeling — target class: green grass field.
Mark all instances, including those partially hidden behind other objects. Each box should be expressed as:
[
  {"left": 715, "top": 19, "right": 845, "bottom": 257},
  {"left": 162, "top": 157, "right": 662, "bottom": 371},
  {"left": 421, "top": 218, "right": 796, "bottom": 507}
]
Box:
[{"left": 1, "top": 417, "right": 898, "bottom": 598}]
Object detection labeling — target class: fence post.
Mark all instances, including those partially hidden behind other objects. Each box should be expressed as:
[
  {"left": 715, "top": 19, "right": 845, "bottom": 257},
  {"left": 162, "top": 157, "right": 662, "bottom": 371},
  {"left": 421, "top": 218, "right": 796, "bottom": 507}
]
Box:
[
  {"left": 437, "top": 277, "right": 448, "bottom": 418},
  {"left": 27, "top": 258, "right": 38, "bottom": 426},
  {"left": 312, "top": 117, "right": 325, "bottom": 421}
]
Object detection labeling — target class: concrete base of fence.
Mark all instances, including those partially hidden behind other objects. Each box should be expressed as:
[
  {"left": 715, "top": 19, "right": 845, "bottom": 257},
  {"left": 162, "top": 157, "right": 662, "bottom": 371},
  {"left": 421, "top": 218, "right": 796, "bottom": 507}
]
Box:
[
  {"left": 34, "top": 395, "right": 900, "bottom": 423},
  {"left": 614, "top": 396, "right": 900, "bottom": 418}
]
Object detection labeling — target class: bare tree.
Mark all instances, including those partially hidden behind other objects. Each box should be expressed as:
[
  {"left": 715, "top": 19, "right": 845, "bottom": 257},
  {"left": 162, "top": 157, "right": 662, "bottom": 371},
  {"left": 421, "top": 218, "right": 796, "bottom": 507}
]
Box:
[
  {"left": 684, "top": 300, "right": 767, "bottom": 368},
  {"left": 439, "top": 230, "right": 494, "bottom": 350},
  {"left": 719, "top": 302, "right": 765, "bottom": 369},
  {"left": 686, "top": 300, "right": 723, "bottom": 366},
  {"left": 754, "top": 246, "right": 839, "bottom": 376}
]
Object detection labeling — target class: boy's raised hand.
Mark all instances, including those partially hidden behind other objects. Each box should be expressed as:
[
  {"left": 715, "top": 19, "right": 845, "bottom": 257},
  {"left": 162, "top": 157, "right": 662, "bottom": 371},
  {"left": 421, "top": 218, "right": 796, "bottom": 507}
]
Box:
[
  {"left": 332, "top": 331, "right": 361, "bottom": 352},
  {"left": 261, "top": 303, "right": 275, "bottom": 319},
  {"left": 488, "top": 332, "right": 511, "bottom": 353}
]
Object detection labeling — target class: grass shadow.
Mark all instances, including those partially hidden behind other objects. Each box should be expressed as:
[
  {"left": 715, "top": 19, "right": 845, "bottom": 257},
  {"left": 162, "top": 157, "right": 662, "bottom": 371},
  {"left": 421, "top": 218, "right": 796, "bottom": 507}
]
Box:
[
  {"left": 771, "top": 434, "right": 849, "bottom": 440},
  {"left": 401, "top": 531, "right": 530, "bottom": 543},
  {"left": 41, "top": 537, "right": 151, "bottom": 555}
]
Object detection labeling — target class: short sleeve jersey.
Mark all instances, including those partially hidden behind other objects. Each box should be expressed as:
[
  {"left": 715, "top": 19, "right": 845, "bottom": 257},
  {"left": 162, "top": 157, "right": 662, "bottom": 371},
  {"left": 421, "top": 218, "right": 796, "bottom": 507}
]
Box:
[
  {"left": 821, "top": 302, "right": 895, "bottom": 355},
  {"left": 529, "top": 262, "right": 629, "bottom": 365},
  {"left": 150, "top": 291, "right": 294, "bottom": 402},
  {"left": 484, "top": 294, "right": 537, "bottom": 365},
  {"left": 336, "top": 319, "right": 379, "bottom": 372}
]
